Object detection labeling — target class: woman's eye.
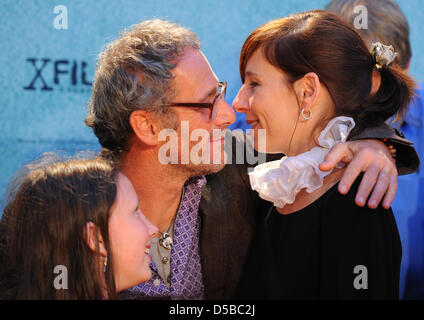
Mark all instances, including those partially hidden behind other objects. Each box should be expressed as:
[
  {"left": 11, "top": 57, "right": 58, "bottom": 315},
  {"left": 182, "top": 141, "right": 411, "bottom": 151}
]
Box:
[{"left": 249, "top": 81, "right": 259, "bottom": 88}]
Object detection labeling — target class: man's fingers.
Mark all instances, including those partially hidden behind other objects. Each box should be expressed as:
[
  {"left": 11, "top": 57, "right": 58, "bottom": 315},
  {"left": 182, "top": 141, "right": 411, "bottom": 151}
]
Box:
[
  {"left": 338, "top": 155, "right": 366, "bottom": 197},
  {"left": 382, "top": 168, "right": 398, "bottom": 209},
  {"left": 366, "top": 167, "right": 392, "bottom": 209},
  {"left": 354, "top": 165, "right": 380, "bottom": 207},
  {"left": 332, "top": 139, "right": 398, "bottom": 209},
  {"left": 320, "top": 142, "right": 353, "bottom": 172}
]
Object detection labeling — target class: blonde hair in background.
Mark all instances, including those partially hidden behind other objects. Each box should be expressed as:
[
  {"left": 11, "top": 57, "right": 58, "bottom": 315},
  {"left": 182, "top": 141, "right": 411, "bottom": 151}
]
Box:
[{"left": 325, "top": 0, "right": 412, "bottom": 69}]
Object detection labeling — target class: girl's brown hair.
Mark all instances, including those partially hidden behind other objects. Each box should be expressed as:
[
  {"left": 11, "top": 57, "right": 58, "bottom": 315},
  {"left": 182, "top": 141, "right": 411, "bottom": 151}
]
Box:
[
  {"left": 0, "top": 156, "right": 118, "bottom": 299},
  {"left": 240, "top": 10, "right": 416, "bottom": 136}
]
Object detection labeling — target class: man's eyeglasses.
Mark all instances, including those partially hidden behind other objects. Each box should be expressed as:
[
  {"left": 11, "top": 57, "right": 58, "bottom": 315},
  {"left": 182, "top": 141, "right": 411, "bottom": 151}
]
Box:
[{"left": 169, "top": 81, "right": 227, "bottom": 119}]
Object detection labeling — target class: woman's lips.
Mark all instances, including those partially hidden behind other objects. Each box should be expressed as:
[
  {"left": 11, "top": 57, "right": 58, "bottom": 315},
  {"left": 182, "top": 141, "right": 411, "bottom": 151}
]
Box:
[{"left": 246, "top": 120, "right": 259, "bottom": 128}]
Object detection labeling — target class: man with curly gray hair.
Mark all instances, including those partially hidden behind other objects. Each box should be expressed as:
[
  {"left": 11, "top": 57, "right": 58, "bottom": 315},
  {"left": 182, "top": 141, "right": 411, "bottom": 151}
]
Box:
[
  {"left": 85, "top": 20, "right": 200, "bottom": 154},
  {"left": 85, "top": 19, "right": 417, "bottom": 299},
  {"left": 86, "top": 20, "right": 237, "bottom": 299}
]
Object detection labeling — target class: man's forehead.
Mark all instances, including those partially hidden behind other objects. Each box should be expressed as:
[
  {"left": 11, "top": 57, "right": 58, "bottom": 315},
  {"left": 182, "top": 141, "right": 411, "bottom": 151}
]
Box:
[{"left": 172, "top": 48, "right": 218, "bottom": 98}]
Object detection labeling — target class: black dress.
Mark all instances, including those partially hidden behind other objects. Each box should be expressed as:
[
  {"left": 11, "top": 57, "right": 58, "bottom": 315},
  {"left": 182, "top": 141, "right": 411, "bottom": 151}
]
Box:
[{"left": 236, "top": 177, "right": 402, "bottom": 299}]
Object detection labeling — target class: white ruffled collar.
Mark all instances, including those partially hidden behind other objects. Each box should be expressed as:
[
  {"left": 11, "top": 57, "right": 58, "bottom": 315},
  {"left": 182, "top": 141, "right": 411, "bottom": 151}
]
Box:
[{"left": 249, "top": 116, "right": 356, "bottom": 208}]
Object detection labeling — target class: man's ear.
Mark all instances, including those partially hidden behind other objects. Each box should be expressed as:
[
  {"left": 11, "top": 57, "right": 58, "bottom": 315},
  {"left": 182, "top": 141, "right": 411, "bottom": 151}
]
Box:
[
  {"left": 295, "top": 72, "right": 321, "bottom": 110},
  {"left": 129, "top": 110, "right": 160, "bottom": 146},
  {"left": 84, "top": 221, "right": 107, "bottom": 257}
]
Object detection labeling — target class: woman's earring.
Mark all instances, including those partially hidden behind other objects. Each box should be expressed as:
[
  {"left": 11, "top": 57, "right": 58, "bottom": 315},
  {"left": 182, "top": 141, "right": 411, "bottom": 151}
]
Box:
[
  {"left": 301, "top": 108, "right": 312, "bottom": 120},
  {"left": 104, "top": 256, "right": 107, "bottom": 273}
]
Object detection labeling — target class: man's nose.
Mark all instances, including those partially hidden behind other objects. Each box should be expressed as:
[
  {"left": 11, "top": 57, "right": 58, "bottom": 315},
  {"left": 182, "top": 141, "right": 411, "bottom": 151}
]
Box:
[
  {"left": 213, "top": 99, "right": 236, "bottom": 127},
  {"left": 232, "top": 87, "right": 250, "bottom": 114}
]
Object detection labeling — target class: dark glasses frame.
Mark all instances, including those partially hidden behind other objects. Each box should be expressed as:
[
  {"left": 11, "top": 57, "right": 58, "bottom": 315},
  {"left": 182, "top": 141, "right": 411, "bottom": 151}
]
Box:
[{"left": 168, "top": 81, "right": 227, "bottom": 113}]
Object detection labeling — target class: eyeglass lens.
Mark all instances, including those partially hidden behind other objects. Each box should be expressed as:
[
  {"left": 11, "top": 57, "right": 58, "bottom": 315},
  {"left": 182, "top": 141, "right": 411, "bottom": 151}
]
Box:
[{"left": 211, "top": 83, "right": 226, "bottom": 119}]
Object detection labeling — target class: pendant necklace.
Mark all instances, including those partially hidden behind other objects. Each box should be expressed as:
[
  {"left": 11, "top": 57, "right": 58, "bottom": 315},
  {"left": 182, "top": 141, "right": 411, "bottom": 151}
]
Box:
[{"left": 159, "top": 215, "right": 176, "bottom": 250}]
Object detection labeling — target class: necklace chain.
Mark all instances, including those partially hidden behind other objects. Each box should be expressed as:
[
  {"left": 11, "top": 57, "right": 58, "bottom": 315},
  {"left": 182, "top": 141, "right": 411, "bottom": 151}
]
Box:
[{"left": 159, "top": 216, "right": 176, "bottom": 250}]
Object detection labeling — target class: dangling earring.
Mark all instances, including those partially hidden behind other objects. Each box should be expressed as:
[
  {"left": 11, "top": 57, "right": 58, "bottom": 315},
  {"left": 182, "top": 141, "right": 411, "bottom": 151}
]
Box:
[
  {"left": 103, "top": 256, "right": 107, "bottom": 273},
  {"left": 301, "top": 108, "right": 312, "bottom": 120}
]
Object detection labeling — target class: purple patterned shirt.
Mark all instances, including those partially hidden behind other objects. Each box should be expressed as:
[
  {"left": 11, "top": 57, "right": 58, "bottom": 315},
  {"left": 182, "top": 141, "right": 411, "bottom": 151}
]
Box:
[{"left": 119, "top": 176, "right": 207, "bottom": 300}]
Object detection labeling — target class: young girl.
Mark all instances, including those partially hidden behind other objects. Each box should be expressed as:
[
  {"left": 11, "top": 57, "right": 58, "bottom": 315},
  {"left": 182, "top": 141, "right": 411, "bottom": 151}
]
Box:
[{"left": 0, "top": 156, "right": 158, "bottom": 299}]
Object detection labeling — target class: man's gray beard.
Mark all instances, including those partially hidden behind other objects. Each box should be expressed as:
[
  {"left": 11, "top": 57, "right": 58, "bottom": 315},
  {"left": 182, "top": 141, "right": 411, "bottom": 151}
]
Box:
[{"left": 173, "top": 161, "right": 226, "bottom": 178}]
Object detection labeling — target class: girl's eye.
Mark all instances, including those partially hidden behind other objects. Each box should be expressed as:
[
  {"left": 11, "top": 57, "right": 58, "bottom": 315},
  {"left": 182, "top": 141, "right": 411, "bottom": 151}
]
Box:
[
  {"left": 249, "top": 81, "right": 259, "bottom": 88},
  {"left": 134, "top": 206, "right": 140, "bottom": 215}
]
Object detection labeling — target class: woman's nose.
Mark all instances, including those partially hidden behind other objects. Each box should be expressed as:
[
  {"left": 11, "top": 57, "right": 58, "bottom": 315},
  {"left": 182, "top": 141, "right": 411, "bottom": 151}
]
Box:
[{"left": 232, "top": 87, "right": 250, "bottom": 114}]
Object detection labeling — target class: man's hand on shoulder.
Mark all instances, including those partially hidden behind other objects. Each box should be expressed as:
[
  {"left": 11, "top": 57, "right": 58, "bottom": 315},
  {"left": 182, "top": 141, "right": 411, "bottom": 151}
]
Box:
[{"left": 319, "top": 139, "right": 397, "bottom": 210}]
